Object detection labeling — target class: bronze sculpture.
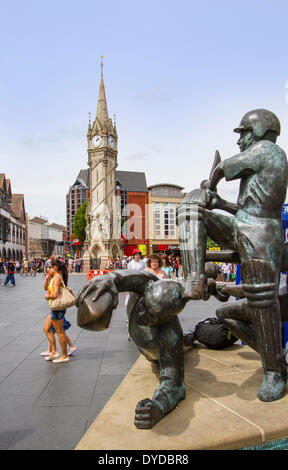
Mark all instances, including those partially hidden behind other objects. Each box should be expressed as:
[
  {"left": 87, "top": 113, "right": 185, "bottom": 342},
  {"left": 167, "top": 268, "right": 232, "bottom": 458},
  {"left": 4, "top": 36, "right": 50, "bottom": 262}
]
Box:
[
  {"left": 76, "top": 108, "right": 288, "bottom": 429},
  {"left": 178, "top": 109, "right": 288, "bottom": 402},
  {"left": 77, "top": 269, "right": 190, "bottom": 429},
  {"left": 76, "top": 264, "right": 218, "bottom": 429}
]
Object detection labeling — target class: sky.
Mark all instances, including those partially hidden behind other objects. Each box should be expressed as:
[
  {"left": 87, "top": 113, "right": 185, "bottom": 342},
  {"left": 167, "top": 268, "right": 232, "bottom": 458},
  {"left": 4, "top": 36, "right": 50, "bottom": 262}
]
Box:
[{"left": 1, "top": 0, "right": 288, "bottom": 224}]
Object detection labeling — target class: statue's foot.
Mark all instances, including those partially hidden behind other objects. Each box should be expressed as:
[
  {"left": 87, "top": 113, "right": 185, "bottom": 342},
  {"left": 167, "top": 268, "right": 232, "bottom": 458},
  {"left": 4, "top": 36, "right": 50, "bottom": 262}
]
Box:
[
  {"left": 134, "top": 398, "right": 163, "bottom": 429},
  {"left": 257, "top": 371, "right": 287, "bottom": 402},
  {"left": 134, "top": 381, "right": 185, "bottom": 429}
]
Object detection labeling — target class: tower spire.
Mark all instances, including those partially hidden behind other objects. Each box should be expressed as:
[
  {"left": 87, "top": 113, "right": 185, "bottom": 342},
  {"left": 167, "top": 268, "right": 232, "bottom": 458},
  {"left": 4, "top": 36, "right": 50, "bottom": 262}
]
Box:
[
  {"left": 87, "top": 112, "right": 92, "bottom": 137},
  {"left": 96, "top": 56, "right": 109, "bottom": 125},
  {"left": 101, "top": 55, "right": 104, "bottom": 76}
]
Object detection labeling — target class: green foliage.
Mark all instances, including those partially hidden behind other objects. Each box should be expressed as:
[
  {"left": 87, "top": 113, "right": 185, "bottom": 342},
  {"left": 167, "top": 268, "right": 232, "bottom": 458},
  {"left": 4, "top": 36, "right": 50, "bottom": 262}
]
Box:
[
  {"left": 72, "top": 201, "right": 88, "bottom": 244},
  {"left": 206, "top": 237, "right": 220, "bottom": 249}
]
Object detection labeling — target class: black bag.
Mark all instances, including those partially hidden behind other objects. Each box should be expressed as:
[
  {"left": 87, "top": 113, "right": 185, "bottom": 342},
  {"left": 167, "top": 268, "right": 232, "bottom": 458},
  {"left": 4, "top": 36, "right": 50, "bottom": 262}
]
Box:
[{"left": 193, "top": 317, "right": 238, "bottom": 350}]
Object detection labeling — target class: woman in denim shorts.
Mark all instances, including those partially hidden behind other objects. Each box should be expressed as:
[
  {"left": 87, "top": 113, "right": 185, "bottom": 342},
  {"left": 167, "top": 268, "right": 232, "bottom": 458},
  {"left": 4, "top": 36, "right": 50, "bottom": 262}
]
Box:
[
  {"left": 42, "top": 315, "right": 76, "bottom": 358},
  {"left": 44, "top": 259, "right": 71, "bottom": 363}
]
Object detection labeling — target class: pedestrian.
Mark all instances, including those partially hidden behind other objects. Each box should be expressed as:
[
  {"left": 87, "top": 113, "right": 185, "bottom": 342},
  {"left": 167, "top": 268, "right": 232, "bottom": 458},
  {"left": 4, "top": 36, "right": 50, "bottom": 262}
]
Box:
[
  {"left": 44, "top": 259, "right": 70, "bottom": 363},
  {"left": 127, "top": 249, "right": 146, "bottom": 271},
  {"left": 0, "top": 257, "right": 4, "bottom": 285},
  {"left": 3, "top": 260, "right": 16, "bottom": 287},
  {"left": 107, "top": 257, "right": 114, "bottom": 270},
  {"left": 122, "top": 255, "right": 128, "bottom": 269},
  {"left": 173, "top": 256, "right": 180, "bottom": 278},
  {"left": 15, "top": 260, "right": 20, "bottom": 274},
  {"left": 220, "top": 263, "right": 233, "bottom": 282},
  {"left": 68, "top": 257, "right": 74, "bottom": 273},
  {"left": 75, "top": 258, "right": 82, "bottom": 273},
  {"left": 145, "top": 254, "right": 168, "bottom": 279},
  {"left": 42, "top": 315, "right": 77, "bottom": 358},
  {"left": 126, "top": 249, "right": 146, "bottom": 339},
  {"left": 161, "top": 254, "right": 175, "bottom": 279},
  {"left": 23, "top": 258, "right": 29, "bottom": 276}
]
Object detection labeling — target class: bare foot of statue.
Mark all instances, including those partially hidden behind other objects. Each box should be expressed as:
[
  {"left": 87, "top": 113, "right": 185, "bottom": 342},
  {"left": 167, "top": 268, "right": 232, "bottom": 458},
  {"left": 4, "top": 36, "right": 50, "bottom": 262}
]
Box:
[
  {"left": 134, "top": 399, "right": 163, "bottom": 429},
  {"left": 257, "top": 371, "right": 287, "bottom": 402},
  {"left": 134, "top": 381, "right": 185, "bottom": 429}
]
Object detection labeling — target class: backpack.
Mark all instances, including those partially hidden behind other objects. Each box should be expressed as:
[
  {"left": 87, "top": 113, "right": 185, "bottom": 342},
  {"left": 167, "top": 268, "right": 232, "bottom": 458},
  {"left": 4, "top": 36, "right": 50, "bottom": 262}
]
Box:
[{"left": 192, "top": 317, "right": 238, "bottom": 350}]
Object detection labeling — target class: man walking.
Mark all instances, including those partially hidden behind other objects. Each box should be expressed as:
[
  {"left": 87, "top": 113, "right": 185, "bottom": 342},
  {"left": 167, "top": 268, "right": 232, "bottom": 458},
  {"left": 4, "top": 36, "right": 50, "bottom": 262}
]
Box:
[{"left": 3, "top": 260, "right": 16, "bottom": 287}]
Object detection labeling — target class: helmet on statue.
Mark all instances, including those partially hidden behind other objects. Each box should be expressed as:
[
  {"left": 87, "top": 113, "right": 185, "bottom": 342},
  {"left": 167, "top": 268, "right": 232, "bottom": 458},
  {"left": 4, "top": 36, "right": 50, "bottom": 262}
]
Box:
[{"left": 233, "top": 109, "right": 280, "bottom": 139}]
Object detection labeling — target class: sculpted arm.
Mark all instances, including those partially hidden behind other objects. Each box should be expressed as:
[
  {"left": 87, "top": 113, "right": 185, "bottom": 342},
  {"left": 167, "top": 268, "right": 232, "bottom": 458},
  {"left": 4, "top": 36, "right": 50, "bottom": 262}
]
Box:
[
  {"left": 76, "top": 270, "right": 158, "bottom": 332},
  {"left": 204, "top": 151, "right": 257, "bottom": 214}
]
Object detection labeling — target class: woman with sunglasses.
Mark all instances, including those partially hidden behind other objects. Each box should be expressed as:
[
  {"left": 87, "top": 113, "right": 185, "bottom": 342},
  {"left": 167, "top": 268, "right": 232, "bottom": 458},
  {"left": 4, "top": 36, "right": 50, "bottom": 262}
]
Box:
[{"left": 44, "top": 259, "right": 70, "bottom": 363}]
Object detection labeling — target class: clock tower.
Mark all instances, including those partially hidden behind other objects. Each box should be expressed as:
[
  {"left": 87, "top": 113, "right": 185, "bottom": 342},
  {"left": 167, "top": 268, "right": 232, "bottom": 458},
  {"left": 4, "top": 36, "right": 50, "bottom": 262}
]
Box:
[{"left": 83, "top": 59, "right": 122, "bottom": 271}]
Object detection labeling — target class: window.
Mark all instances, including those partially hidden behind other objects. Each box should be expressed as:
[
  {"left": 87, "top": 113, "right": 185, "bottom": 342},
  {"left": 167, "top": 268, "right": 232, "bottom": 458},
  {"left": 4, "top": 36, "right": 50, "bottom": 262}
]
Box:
[
  {"left": 164, "top": 203, "right": 175, "bottom": 237},
  {"left": 154, "top": 202, "right": 161, "bottom": 237}
]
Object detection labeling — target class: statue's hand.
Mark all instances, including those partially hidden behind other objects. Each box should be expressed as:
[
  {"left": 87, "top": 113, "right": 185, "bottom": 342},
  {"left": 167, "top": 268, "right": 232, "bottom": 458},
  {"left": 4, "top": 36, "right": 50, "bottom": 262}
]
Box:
[
  {"left": 76, "top": 276, "right": 119, "bottom": 309},
  {"left": 76, "top": 283, "right": 96, "bottom": 306},
  {"left": 200, "top": 179, "right": 211, "bottom": 190},
  {"left": 206, "top": 189, "right": 222, "bottom": 210},
  {"left": 76, "top": 275, "right": 119, "bottom": 332}
]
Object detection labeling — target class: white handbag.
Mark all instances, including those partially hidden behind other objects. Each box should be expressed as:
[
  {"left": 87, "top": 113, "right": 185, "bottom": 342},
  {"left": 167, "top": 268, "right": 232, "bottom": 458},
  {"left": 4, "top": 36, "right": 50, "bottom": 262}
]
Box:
[{"left": 50, "top": 277, "right": 76, "bottom": 310}]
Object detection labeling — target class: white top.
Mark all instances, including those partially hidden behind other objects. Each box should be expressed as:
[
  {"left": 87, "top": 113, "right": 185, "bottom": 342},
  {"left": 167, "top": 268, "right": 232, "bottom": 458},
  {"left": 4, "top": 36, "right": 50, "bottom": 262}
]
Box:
[{"left": 127, "top": 259, "right": 146, "bottom": 271}]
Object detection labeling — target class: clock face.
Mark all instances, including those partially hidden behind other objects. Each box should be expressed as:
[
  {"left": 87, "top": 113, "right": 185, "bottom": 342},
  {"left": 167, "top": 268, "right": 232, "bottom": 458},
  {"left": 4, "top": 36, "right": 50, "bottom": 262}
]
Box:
[
  {"left": 91, "top": 135, "right": 102, "bottom": 148},
  {"left": 108, "top": 135, "right": 115, "bottom": 148}
]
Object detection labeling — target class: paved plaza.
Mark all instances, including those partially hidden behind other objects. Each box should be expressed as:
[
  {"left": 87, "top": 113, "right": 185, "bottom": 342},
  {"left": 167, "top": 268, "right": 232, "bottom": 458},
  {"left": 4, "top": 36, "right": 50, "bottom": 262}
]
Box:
[{"left": 0, "top": 272, "right": 230, "bottom": 450}]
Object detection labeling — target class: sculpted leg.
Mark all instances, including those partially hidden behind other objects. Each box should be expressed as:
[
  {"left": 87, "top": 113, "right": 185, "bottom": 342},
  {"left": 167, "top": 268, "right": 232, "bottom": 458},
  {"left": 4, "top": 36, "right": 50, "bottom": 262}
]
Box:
[
  {"left": 134, "top": 318, "right": 185, "bottom": 429},
  {"left": 178, "top": 190, "right": 237, "bottom": 300},
  {"left": 177, "top": 188, "right": 207, "bottom": 299},
  {"left": 241, "top": 259, "right": 287, "bottom": 402},
  {"left": 216, "top": 299, "right": 259, "bottom": 352}
]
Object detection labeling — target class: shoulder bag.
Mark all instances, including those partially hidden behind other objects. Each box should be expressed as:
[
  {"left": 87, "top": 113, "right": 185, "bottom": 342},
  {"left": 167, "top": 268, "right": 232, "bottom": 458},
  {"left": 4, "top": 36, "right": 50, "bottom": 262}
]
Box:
[{"left": 50, "top": 276, "right": 76, "bottom": 310}]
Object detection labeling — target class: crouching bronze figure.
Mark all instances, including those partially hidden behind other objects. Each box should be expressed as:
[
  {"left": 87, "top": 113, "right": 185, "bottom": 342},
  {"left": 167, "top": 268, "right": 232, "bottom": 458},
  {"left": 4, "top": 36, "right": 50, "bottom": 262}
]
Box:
[{"left": 76, "top": 264, "right": 218, "bottom": 429}]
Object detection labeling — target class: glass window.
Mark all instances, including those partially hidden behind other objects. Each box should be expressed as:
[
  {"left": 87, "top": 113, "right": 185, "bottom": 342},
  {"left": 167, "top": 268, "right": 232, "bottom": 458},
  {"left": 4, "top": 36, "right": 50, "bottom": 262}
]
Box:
[
  {"left": 154, "top": 202, "right": 161, "bottom": 237},
  {"left": 164, "top": 202, "right": 175, "bottom": 237}
]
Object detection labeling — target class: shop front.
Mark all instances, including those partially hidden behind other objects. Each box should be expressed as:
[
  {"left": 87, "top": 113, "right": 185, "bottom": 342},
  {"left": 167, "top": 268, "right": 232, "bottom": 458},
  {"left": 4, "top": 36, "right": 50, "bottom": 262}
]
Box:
[
  {"left": 151, "top": 244, "right": 180, "bottom": 256},
  {"left": 124, "top": 244, "right": 148, "bottom": 256}
]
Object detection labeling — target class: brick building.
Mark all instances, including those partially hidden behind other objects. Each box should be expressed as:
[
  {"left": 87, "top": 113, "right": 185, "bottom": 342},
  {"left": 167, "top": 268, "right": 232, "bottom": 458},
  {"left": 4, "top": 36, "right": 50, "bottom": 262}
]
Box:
[{"left": 115, "top": 171, "right": 149, "bottom": 256}]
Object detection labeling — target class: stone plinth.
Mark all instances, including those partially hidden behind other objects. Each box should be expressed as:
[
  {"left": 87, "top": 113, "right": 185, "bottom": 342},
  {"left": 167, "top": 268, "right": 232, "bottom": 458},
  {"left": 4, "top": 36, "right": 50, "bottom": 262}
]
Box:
[
  {"left": 81, "top": 252, "right": 91, "bottom": 273},
  {"left": 76, "top": 344, "right": 288, "bottom": 450}
]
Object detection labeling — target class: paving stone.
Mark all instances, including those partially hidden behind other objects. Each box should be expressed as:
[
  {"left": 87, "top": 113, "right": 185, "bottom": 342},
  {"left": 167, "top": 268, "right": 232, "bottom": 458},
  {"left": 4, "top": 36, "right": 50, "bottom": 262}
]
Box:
[{"left": 0, "top": 272, "right": 237, "bottom": 449}]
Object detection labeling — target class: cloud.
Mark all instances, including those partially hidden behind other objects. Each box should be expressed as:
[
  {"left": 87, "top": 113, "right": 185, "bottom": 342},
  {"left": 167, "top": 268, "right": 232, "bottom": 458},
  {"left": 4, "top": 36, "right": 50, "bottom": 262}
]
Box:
[
  {"left": 133, "top": 90, "right": 173, "bottom": 104},
  {"left": 17, "top": 126, "right": 81, "bottom": 147},
  {"left": 18, "top": 135, "right": 60, "bottom": 146},
  {"left": 126, "top": 151, "right": 151, "bottom": 161}
]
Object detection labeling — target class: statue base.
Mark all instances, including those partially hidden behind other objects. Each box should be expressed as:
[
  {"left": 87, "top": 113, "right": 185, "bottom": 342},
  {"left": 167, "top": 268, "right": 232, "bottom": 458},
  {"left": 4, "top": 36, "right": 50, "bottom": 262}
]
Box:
[
  {"left": 81, "top": 252, "right": 91, "bottom": 273},
  {"left": 75, "top": 344, "right": 288, "bottom": 450}
]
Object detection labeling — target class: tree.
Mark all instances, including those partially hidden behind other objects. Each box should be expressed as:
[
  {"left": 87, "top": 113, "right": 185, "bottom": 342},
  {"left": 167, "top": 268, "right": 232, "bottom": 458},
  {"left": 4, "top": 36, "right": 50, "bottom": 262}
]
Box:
[{"left": 72, "top": 201, "right": 87, "bottom": 245}]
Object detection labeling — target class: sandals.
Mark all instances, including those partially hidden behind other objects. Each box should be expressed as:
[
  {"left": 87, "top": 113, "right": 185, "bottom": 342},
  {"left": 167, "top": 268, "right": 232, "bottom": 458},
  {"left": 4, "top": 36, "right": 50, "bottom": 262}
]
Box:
[
  {"left": 67, "top": 346, "right": 77, "bottom": 356},
  {"left": 45, "top": 353, "right": 60, "bottom": 361},
  {"left": 52, "top": 357, "right": 69, "bottom": 363},
  {"left": 40, "top": 351, "right": 51, "bottom": 357}
]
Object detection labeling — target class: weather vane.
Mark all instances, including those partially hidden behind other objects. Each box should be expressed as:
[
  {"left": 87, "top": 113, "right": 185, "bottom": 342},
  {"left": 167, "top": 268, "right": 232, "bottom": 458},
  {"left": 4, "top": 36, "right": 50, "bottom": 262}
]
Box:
[{"left": 101, "top": 55, "right": 104, "bottom": 75}]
